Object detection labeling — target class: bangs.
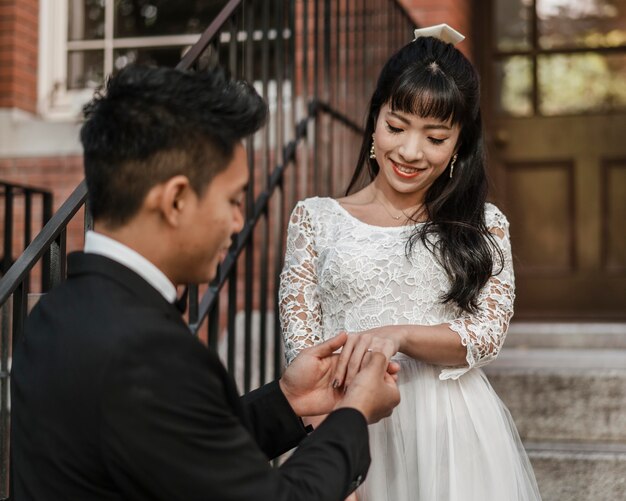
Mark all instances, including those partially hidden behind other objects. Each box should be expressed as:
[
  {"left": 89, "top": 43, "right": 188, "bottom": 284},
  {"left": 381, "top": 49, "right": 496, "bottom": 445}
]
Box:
[{"left": 388, "top": 64, "right": 465, "bottom": 125}]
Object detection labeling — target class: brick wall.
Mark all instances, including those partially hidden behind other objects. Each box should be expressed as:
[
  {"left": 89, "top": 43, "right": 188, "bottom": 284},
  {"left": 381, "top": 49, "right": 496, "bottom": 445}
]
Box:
[
  {"left": 0, "top": 0, "right": 39, "bottom": 114},
  {"left": 0, "top": 156, "right": 84, "bottom": 205}
]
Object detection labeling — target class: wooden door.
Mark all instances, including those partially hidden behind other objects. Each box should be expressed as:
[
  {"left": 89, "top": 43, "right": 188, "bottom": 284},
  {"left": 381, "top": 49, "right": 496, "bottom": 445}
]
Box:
[{"left": 478, "top": 0, "right": 626, "bottom": 319}]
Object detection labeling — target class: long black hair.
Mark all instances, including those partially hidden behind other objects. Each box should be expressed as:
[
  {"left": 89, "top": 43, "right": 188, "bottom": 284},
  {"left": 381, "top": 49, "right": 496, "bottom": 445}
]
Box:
[{"left": 346, "top": 36, "right": 503, "bottom": 313}]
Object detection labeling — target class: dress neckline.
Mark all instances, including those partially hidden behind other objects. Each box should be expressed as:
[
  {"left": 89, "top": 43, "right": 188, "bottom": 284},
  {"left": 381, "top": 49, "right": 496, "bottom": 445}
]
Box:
[{"left": 326, "top": 197, "right": 425, "bottom": 231}]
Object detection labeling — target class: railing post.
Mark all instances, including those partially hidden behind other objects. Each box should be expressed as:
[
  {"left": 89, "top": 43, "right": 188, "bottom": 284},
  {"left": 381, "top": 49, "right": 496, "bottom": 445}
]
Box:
[
  {"left": 257, "top": 0, "right": 271, "bottom": 388},
  {"left": 2, "top": 187, "right": 13, "bottom": 275},
  {"left": 322, "top": 0, "right": 331, "bottom": 195},
  {"left": 188, "top": 284, "right": 199, "bottom": 328},
  {"left": 272, "top": 182, "right": 284, "bottom": 381},
  {"left": 227, "top": 266, "right": 238, "bottom": 376},
  {"left": 41, "top": 192, "right": 54, "bottom": 292},
  {"left": 23, "top": 191, "right": 32, "bottom": 293},
  {"left": 11, "top": 281, "right": 26, "bottom": 349},
  {"left": 208, "top": 284, "right": 220, "bottom": 350},
  {"left": 0, "top": 294, "right": 10, "bottom": 499},
  {"left": 84, "top": 196, "right": 93, "bottom": 234},
  {"left": 49, "top": 230, "right": 67, "bottom": 289},
  {"left": 243, "top": 8, "right": 255, "bottom": 394},
  {"left": 312, "top": 0, "right": 320, "bottom": 194},
  {"left": 228, "top": 14, "right": 238, "bottom": 76}
]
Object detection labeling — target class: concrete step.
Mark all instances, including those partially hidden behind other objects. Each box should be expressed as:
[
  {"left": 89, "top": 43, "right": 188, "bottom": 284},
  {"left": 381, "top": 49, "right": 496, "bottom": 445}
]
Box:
[
  {"left": 485, "top": 328, "right": 626, "bottom": 499},
  {"left": 526, "top": 441, "right": 626, "bottom": 501},
  {"left": 483, "top": 348, "right": 626, "bottom": 442},
  {"left": 505, "top": 322, "right": 626, "bottom": 350}
]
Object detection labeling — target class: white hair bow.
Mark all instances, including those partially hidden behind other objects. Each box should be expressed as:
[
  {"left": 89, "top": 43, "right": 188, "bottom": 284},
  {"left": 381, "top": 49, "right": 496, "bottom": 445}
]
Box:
[{"left": 413, "top": 24, "right": 465, "bottom": 45}]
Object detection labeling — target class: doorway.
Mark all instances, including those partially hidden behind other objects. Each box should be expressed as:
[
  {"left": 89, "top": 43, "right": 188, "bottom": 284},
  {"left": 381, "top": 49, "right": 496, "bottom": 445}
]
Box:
[{"left": 479, "top": 0, "right": 626, "bottom": 319}]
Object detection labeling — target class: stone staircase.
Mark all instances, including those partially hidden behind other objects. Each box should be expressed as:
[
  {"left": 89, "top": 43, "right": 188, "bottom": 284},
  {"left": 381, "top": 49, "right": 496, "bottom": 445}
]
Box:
[{"left": 484, "top": 323, "right": 626, "bottom": 501}]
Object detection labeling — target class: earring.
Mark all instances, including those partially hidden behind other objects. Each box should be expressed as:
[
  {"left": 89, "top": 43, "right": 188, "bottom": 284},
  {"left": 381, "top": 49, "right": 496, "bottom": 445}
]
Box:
[
  {"left": 369, "top": 134, "right": 376, "bottom": 159},
  {"left": 449, "top": 154, "right": 458, "bottom": 179}
]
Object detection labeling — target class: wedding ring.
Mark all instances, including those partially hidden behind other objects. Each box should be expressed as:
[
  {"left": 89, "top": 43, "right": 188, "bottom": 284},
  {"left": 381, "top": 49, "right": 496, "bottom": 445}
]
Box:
[{"left": 366, "top": 348, "right": 373, "bottom": 352}]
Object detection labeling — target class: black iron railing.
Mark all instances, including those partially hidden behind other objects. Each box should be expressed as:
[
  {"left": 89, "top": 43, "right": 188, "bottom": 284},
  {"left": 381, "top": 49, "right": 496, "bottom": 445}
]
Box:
[
  {"left": 0, "top": 181, "right": 53, "bottom": 288},
  {"left": 0, "top": 180, "right": 53, "bottom": 497},
  {"left": 0, "top": 1, "right": 414, "bottom": 497}
]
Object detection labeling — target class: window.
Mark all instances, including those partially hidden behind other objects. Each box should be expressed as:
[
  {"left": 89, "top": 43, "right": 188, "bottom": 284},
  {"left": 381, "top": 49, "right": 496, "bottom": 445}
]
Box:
[
  {"left": 39, "top": 0, "right": 228, "bottom": 118},
  {"left": 494, "top": 0, "right": 626, "bottom": 116},
  {"left": 39, "top": 1, "right": 291, "bottom": 120}
]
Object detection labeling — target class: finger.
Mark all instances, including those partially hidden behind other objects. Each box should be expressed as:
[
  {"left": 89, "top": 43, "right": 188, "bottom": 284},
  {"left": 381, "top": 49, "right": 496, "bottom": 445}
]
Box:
[
  {"left": 344, "top": 342, "right": 369, "bottom": 389},
  {"left": 382, "top": 340, "right": 396, "bottom": 360},
  {"left": 333, "top": 335, "right": 357, "bottom": 388},
  {"left": 382, "top": 372, "right": 401, "bottom": 412},
  {"left": 372, "top": 337, "right": 396, "bottom": 360},
  {"left": 386, "top": 361, "right": 400, "bottom": 375},
  {"left": 306, "top": 331, "right": 348, "bottom": 358},
  {"left": 360, "top": 350, "right": 388, "bottom": 373}
]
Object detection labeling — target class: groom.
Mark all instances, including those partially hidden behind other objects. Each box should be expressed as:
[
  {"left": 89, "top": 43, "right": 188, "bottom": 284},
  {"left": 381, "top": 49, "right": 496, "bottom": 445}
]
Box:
[{"left": 10, "top": 66, "right": 400, "bottom": 500}]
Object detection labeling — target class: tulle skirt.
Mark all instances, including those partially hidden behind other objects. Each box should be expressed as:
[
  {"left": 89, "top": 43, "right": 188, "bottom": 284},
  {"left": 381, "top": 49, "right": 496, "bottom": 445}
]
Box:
[{"left": 358, "top": 356, "right": 541, "bottom": 501}]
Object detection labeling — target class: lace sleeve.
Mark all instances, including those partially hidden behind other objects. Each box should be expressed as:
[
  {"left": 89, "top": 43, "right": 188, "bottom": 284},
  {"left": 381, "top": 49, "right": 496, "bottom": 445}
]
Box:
[
  {"left": 279, "top": 202, "right": 324, "bottom": 366},
  {"left": 439, "top": 207, "right": 515, "bottom": 380}
]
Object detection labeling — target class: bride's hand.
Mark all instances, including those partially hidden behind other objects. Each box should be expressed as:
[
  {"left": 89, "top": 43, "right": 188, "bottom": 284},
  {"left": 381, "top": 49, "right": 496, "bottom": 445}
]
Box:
[{"left": 333, "top": 327, "right": 401, "bottom": 390}]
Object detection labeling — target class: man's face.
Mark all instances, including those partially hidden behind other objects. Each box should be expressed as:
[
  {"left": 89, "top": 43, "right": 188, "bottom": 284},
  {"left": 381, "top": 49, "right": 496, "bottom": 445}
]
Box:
[{"left": 175, "top": 144, "right": 248, "bottom": 284}]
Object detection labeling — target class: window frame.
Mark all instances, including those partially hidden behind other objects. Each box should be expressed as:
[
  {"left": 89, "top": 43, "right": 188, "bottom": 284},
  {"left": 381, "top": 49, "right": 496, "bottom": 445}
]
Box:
[
  {"left": 493, "top": 0, "right": 626, "bottom": 117},
  {"left": 38, "top": 0, "right": 202, "bottom": 120}
]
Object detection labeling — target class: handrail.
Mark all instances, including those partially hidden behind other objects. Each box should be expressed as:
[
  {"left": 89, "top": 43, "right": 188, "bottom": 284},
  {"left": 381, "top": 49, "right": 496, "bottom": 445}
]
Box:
[
  {"left": 176, "top": 0, "right": 243, "bottom": 71},
  {"left": 313, "top": 100, "right": 363, "bottom": 134},
  {"left": 0, "top": 180, "right": 51, "bottom": 196}
]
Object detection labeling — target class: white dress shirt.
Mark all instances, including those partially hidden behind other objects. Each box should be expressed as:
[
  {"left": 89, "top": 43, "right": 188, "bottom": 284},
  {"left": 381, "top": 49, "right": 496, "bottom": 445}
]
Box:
[{"left": 84, "top": 231, "right": 177, "bottom": 304}]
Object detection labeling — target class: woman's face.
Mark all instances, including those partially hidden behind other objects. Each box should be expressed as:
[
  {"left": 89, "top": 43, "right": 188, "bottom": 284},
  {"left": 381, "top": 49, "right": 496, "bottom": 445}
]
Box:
[{"left": 373, "top": 103, "right": 460, "bottom": 201}]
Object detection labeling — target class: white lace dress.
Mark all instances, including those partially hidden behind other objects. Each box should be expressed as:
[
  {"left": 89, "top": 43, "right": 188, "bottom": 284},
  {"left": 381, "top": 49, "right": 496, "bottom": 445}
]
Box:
[{"left": 279, "top": 197, "right": 541, "bottom": 501}]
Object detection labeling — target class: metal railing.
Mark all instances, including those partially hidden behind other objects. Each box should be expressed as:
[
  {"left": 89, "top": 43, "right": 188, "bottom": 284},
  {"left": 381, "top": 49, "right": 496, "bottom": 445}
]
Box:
[
  {"left": 0, "top": 1, "right": 414, "bottom": 497},
  {"left": 0, "top": 181, "right": 53, "bottom": 289},
  {"left": 0, "top": 180, "right": 53, "bottom": 497}
]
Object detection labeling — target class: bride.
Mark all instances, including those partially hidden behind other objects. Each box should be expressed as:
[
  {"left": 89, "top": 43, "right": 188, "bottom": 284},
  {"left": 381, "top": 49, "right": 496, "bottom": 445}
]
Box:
[{"left": 279, "top": 25, "right": 542, "bottom": 501}]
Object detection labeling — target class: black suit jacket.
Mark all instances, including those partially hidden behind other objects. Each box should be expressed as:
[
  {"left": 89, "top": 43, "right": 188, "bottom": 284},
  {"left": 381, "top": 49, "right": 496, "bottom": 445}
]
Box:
[{"left": 11, "top": 253, "right": 369, "bottom": 500}]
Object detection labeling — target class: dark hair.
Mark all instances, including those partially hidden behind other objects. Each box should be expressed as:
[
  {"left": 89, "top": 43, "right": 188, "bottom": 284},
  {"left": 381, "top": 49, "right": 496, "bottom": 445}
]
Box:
[
  {"left": 80, "top": 65, "right": 267, "bottom": 227},
  {"left": 346, "top": 37, "right": 503, "bottom": 313}
]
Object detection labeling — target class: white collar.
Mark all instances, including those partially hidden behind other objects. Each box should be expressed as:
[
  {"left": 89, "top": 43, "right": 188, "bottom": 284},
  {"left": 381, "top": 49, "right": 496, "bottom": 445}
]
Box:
[{"left": 84, "top": 231, "right": 177, "bottom": 304}]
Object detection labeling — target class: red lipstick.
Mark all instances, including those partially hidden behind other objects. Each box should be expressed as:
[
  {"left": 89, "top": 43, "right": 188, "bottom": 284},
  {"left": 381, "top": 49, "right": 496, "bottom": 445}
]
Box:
[{"left": 391, "top": 159, "right": 424, "bottom": 179}]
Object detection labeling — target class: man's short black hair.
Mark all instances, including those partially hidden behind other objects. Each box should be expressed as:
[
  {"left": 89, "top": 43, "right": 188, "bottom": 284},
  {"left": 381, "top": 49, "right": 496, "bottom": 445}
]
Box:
[{"left": 80, "top": 65, "right": 267, "bottom": 227}]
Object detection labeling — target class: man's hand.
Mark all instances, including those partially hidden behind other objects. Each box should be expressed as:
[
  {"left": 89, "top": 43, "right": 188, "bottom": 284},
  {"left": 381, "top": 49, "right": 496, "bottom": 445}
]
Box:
[
  {"left": 280, "top": 333, "right": 401, "bottom": 418},
  {"left": 337, "top": 351, "right": 401, "bottom": 424},
  {"left": 279, "top": 333, "right": 348, "bottom": 417}
]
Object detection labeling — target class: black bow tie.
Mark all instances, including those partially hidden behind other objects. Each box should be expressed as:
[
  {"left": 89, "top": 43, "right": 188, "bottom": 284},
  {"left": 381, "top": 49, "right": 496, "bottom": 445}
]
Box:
[{"left": 174, "top": 287, "right": 188, "bottom": 313}]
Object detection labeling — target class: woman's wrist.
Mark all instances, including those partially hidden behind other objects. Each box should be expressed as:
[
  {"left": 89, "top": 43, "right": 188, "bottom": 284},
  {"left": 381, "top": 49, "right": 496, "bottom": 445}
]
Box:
[{"left": 382, "top": 325, "right": 406, "bottom": 353}]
